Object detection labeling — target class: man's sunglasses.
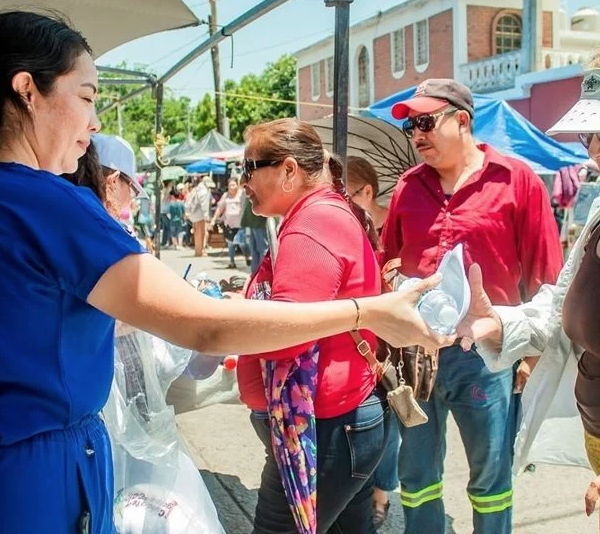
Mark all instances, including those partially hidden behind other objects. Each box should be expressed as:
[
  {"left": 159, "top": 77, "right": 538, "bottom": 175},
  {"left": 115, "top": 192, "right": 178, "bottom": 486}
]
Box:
[
  {"left": 579, "top": 132, "right": 598, "bottom": 150},
  {"left": 402, "top": 107, "right": 458, "bottom": 138},
  {"left": 241, "top": 158, "right": 282, "bottom": 182}
]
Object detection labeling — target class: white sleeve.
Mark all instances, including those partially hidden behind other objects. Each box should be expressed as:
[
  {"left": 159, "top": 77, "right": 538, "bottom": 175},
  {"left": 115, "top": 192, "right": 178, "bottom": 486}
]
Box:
[
  {"left": 477, "top": 284, "right": 557, "bottom": 371},
  {"left": 477, "top": 204, "right": 600, "bottom": 371}
]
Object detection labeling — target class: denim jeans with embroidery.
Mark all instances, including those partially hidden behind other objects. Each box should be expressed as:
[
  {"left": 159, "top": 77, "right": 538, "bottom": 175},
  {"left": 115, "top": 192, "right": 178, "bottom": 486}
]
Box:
[
  {"left": 398, "top": 345, "right": 515, "bottom": 534},
  {"left": 250, "top": 389, "right": 390, "bottom": 534}
]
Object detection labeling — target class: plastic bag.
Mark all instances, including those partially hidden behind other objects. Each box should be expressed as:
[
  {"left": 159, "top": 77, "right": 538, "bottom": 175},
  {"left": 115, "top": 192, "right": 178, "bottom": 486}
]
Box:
[
  {"left": 113, "top": 444, "right": 224, "bottom": 534},
  {"left": 105, "top": 327, "right": 225, "bottom": 534}
]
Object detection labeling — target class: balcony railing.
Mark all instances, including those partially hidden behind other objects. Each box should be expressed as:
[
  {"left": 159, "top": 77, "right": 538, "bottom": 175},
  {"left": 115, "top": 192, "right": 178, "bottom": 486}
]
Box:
[
  {"left": 458, "top": 51, "right": 522, "bottom": 93},
  {"left": 459, "top": 48, "right": 586, "bottom": 93},
  {"left": 541, "top": 48, "right": 587, "bottom": 69}
]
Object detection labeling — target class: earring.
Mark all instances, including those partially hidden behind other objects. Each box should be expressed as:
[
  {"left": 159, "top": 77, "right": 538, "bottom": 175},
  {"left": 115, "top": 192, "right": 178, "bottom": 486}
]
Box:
[
  {"left": 26, "top": 104, "right": 33, "bottom": 114},
  {"left": 281, "top": 180, "right": 293, "bottom": 193}
]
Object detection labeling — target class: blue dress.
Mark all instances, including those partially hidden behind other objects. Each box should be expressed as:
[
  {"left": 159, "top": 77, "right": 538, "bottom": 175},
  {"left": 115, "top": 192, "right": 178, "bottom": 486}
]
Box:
[{"left": 0, "top": 163, "right": 145, "bottom": 533}]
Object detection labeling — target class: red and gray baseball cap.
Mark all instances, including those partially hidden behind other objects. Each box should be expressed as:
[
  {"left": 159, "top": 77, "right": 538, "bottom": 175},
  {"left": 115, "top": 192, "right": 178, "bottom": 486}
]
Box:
[{"left": 391, "top": 79, "right": 475, "bottom": 120}]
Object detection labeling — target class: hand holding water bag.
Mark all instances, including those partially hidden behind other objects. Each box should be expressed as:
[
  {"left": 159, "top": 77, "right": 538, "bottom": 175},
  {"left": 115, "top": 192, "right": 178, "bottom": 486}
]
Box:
[{"left": 398, "top": 244, "right": 471, "bottom": 335}]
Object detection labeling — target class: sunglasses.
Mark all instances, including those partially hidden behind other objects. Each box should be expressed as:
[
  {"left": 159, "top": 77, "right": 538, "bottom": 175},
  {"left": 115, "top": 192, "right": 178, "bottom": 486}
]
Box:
[
  {"left": 241, "top": 158, "right": 282, "bottom": 183},
  {"left": 103, "top": 165, "right": 148, "bottom": 200},
  {"left": 579, "top": 132, "right": 598, "bottom": 150},
  {"left": 402, "top": 107, "right": 458, "bottom": 138}
]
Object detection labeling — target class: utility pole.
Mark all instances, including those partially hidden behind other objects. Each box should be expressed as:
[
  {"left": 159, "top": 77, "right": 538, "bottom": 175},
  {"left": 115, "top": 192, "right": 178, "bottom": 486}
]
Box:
[
  {"left": 116, "top": 103, "right": 124, "bottom": 137},
  {"left": 325, "top": 0, "right": 353, "bottom": 183},
  {"left": 186, "top": 105, "right": 192, "bottom": 138},
  {"left": 521, "top": 0, "right": 541, "bottom": 74},
  {"left": 208, "top": 0, "right": 224, "bottom": 134}
]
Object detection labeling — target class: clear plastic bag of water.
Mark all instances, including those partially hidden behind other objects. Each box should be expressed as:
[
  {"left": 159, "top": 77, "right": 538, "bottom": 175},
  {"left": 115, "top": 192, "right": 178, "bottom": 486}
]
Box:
[{"left": 396, "top": 244, "right": 470, "bottom": 335}]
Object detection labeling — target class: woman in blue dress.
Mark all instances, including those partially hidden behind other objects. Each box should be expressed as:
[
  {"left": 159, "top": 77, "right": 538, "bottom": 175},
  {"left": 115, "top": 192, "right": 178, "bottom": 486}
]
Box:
[{"left": 0, "top": 11, "right": 453, "bottom": 534}]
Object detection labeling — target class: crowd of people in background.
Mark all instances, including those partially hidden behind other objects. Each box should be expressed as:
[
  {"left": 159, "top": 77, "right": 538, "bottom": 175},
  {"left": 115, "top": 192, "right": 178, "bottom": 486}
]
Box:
[{"left": 128, "top": 166, "right": 269, "bottom": 273}]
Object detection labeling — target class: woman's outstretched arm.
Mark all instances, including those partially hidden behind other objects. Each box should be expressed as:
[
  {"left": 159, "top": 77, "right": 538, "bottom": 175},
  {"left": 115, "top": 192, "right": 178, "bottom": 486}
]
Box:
[{"left": 88, "top": 254, "right": 453, "bottom": 355}]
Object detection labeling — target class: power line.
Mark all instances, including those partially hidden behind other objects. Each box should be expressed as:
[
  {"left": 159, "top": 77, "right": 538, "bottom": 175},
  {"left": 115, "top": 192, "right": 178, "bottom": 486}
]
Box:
[
  {"left": 170, "top": 86, "right": 365, "bottom": 112},
  {"left": 220, "top": 25, "right": 334, "bottom": 61},
  {"left": 147, "top": 30, "right": 210, "bottom": 67}
]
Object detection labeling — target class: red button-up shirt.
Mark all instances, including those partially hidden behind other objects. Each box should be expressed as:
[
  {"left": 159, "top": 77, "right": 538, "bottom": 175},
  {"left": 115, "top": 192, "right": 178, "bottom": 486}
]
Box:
[{"left": 381, "top": 144, "right": 563, "bottom": 305}]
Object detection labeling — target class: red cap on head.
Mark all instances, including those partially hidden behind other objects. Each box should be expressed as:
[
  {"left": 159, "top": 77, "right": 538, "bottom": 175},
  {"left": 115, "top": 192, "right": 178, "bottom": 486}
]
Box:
[{"left": 391, "top": 79, "right": 475, "bottom": 120}]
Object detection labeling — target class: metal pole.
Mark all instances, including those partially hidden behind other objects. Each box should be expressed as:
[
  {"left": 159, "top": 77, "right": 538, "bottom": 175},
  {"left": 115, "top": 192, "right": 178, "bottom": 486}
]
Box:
[
  {"left": 325, "top": 0, "right": 353, "bottom": 183},
  {"left": 208, "top": 0, "right": 225, "bottom": 134},
  {"left": 153, "top": 82, "right": 165, "bottom": 259},
  {"left": 521, "top": 0, "right": 539, "bottom": 74},
  {"left": 97, "top": 65, "right": 156, "bottom": 81},
  {"left": 98, "top": 83, "right": 152, "bottom": 115},
  {"left": 117, "top": 104, "right": 123, "bottom": 137}
]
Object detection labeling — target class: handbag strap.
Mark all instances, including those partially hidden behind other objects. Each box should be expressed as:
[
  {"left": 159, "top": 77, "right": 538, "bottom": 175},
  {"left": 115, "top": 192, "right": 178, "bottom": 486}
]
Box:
[
  {"left": 347, "top": 258, "right": 404, "bottom": 380},
  {"left": 349, "top": 330, "right": 383, "bottom": 380}
]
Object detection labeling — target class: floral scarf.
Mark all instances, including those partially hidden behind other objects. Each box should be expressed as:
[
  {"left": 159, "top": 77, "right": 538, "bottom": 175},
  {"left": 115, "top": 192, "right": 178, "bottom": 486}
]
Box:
[{"left": 250, "top": 275, "right": 319, "bottom": 534}]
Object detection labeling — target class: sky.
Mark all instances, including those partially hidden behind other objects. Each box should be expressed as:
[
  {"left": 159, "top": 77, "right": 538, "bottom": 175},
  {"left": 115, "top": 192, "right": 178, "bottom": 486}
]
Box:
[{"left": 98, "top": 0, "right": 593, "bottom": 104}]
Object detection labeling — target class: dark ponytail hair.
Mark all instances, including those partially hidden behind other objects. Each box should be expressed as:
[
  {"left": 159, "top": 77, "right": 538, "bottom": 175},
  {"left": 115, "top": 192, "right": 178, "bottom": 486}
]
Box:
[
  {"left": 328, "top": 153, "right": 381, "bottom": 253},
  {"left": 0, "top": 11, "right": 92, "bottom": 134},
  {"left": 62, "top": 141, "right": 106, "bottom": 203}
]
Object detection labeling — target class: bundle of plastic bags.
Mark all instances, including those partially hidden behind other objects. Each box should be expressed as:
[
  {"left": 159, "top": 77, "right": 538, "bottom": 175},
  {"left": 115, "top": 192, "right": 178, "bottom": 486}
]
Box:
[{"left": 104, "top": 326, "right": 225, "bottom": 534}]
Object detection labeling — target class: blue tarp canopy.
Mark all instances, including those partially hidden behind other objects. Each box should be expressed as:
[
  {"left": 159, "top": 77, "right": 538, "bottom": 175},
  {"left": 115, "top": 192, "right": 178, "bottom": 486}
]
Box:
[
  {"left": 185, "top": 157, "right": 227, "bottom": 174},
  {"left": 366, "top": 87, "right": 587, "bottom": 173}
]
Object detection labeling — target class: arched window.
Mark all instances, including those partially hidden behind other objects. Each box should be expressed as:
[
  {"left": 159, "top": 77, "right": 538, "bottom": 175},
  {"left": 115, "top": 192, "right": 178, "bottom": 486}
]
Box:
[
  {"left": 495, "top": 14, "right": 522, "bottom": 55},
  {"left": 357, "top": 46, "right": 370, "bottom": 108}
]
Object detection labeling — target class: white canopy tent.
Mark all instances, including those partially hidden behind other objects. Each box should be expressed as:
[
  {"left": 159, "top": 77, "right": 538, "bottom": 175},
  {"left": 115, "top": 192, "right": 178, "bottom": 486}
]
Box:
[{"left": 3, "top": 0, "right": 199, "bottom": 57}]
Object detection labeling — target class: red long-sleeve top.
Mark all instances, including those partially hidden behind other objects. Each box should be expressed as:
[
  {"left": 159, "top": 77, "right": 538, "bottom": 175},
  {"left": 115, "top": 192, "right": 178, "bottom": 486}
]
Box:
[{"left": 381, "top": 145, "right": 563, "bottom": 304}]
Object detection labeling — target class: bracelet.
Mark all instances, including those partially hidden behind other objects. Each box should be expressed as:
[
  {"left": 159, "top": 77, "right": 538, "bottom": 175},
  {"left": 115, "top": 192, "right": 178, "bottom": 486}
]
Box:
[{"left": 350, "top": 298, "right": 361, "bottom": 331}]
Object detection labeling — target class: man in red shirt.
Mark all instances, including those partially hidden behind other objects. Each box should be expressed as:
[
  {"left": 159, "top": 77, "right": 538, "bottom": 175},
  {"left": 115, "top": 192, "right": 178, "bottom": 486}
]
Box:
[{"left": 381, "top": 79, "right": 563, "bottom": 534}]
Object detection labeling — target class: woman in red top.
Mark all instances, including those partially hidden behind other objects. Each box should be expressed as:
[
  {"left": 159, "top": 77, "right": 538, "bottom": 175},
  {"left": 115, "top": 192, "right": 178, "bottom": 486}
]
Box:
[{"left": 238, "top": 118, "right": 388, "bottom": 534}]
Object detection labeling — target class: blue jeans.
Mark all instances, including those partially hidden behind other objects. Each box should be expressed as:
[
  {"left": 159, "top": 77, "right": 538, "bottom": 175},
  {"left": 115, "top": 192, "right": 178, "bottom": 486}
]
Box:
[
  {"left": 248, "top": 227, "right": 268, "bottom": 274},
  {"left": 250, "top": 389, "right": 390, "bottom": 534},
  {"left": 227, "top": 228, "right": 249, "bottom": 266},
  {"left": 160, "top": 213, "right": 171, "bottom": 246},
  {"left": 373, "top": 415, "right": 400, "bottom": 491},
  {"left": 399, "top": 345, "right": 515, "bottom": 534}
]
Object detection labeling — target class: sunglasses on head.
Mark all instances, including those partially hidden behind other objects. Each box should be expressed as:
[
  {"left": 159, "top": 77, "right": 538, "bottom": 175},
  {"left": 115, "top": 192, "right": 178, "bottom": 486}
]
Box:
[
  {"left": 402, "top": 107, "right": 458, "bottom": 138},
  {"left": 241, "top": 158, "right": 282, "bottom": 183},
  {"left": 579, "top": 132, "right": 598, "bottom": 150}
]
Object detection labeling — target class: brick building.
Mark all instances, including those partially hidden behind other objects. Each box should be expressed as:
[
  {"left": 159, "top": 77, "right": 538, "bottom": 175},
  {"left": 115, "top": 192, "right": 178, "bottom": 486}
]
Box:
[{"left": 294, "top": 1, "right": 600, "bottom": 134}]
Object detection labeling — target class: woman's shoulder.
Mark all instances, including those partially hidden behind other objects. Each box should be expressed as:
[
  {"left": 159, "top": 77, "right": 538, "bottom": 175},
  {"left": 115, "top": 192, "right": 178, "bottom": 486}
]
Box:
[
  {"left": 282, "top": 190, "right": 363, "bottom": 246},
  {"left": 290, "top": 190, "right": 354, "bottom": 224}
]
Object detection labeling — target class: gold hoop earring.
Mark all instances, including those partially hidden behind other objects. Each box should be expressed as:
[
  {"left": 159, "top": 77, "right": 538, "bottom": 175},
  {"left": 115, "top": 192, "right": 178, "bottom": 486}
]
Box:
[{"left": 281, "top": 180, "right": 293, "bottom": 193}]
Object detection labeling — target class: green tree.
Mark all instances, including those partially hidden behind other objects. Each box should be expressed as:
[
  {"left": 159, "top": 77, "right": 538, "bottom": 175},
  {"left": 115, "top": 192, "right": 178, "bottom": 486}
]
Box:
[
  {"left": 95, "top": 53, "right": 297, "bottom": 149},
  {"left": 192, "top": 93, "right": 217, "bottom": 139},
  {"left": 223, "top": 54, "right": 297, "bottom": 142}
]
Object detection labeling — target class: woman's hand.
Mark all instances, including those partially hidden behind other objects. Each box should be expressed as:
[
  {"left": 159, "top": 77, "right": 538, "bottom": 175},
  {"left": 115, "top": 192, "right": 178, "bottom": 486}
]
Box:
[
  {"left": 456, "top": 263, "right": 503, "bottom": 352},
  {"left": 362, "top": 273, "right": 456, "bottom": 351},
  {"left": 585, "top": 475, "right": 600, "bottom": 516}
]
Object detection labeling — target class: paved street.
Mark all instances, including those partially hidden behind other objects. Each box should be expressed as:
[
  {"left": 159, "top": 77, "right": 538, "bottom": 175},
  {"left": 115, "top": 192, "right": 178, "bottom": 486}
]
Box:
[{"left": 160, "top": 247, "right": 597, "bottom": 534}]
